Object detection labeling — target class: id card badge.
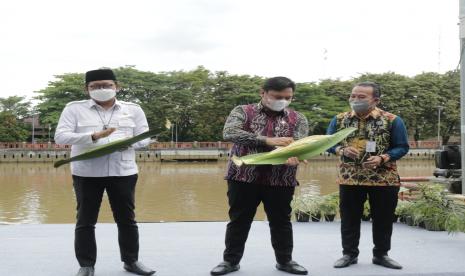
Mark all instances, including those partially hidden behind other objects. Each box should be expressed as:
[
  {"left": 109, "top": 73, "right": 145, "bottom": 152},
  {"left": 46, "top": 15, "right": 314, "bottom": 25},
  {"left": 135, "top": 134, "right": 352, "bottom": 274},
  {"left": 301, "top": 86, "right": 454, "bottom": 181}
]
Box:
[{"left": 366, "top": 141, "right": 376, "bottom": 153}]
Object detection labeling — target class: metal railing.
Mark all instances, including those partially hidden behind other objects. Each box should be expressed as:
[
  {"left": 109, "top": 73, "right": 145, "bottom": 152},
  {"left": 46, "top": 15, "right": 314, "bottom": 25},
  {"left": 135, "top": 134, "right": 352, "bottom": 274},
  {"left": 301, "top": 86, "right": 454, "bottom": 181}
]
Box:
[{"left": 0, "top": 140, "right": 442, "bottom": 150}]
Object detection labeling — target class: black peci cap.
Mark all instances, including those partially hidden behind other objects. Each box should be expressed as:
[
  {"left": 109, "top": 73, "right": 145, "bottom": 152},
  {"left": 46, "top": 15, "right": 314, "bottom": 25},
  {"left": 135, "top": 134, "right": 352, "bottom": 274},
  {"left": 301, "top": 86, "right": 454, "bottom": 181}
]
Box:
[{"left": 85, "top": 69, "right": 117, "bottom": 84}]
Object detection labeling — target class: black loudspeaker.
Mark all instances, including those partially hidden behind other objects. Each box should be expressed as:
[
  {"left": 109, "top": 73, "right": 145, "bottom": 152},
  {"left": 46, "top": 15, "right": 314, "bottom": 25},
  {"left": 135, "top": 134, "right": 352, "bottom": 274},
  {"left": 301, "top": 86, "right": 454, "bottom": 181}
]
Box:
[{"left": 435, "top": 145, "right": 461, "bottom": 170}]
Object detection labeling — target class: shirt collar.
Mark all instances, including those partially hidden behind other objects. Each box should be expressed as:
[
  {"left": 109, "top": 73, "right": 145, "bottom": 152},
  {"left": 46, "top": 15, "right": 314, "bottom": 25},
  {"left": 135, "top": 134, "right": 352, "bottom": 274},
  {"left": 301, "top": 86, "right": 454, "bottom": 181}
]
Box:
[
  {"left": 87, "top": 98, "right": 121, "bottom": 110},
  {"left": 349, "top": 107, "right": 382, "bottom": 119}
]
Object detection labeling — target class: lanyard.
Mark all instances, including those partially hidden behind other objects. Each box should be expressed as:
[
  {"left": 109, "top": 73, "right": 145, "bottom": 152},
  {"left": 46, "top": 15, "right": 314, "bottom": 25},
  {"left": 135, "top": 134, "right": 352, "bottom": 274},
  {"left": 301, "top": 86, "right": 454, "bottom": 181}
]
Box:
[{"left": 94, "top": 106, "right": 116, "bottom": 130}]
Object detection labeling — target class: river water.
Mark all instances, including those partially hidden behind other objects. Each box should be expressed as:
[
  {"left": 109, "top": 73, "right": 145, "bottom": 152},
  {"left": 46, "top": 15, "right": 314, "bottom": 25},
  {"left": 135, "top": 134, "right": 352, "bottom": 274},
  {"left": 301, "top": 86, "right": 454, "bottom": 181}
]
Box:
[{"left": 0, "top": 160, "right": 434, "bottom": 224}]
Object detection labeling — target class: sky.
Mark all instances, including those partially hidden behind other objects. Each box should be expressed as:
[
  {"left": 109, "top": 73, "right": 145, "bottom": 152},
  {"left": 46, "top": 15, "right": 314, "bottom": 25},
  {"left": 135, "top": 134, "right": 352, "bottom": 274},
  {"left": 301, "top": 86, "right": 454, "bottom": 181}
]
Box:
[{"left": 0, "top": 0, "right": 460, "bottom": 100}]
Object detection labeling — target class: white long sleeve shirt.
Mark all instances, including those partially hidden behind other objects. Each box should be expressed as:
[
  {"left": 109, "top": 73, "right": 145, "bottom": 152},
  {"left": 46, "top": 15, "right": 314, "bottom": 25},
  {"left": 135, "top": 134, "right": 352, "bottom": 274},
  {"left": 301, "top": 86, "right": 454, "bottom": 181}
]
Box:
[{"left": 55, "top": 99, "right": 150, "bottom": 177}]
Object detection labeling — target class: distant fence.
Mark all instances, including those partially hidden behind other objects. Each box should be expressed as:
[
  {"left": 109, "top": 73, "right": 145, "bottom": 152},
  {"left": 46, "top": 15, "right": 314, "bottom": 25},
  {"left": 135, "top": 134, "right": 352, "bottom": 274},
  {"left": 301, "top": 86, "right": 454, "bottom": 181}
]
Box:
[
  {"left": 0, "top": 140, "right": 443, "bottom": 163},
  {"left": 149, "top": 141, "right": 234, "bottom": 150},
  {"left": 408, "top": 141, "right": 441, "bottom": 149},
  {"left": 0, "top": 140, "right": 441, "bottom": 150},
  {"left": 0, "top": 149, "right": 436, "bottom": 163},
  {"left": 0, "top": 142, "right": 70, "bottom": 150},
  {"left": 0, "top": 141, "right": 233, "bottom": 150}
]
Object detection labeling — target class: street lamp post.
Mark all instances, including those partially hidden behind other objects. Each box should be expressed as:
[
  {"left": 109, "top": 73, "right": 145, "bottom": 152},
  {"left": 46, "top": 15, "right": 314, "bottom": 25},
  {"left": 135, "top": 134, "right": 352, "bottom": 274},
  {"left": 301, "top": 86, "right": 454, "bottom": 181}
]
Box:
[
  {"left": 460, "top": 0, "right": 465, "bottom": 194},
  {"left": 171, "top": 124, "right": 174, "bottom": 144},
  {"left": 172, "top": 105, "right": 180, "bottom": 148},
  {"left": 437, "top": 105, "right": 444, "bottom": 149},
  {"left": 175, "top": 122, "right": 178, "bottom": 147}
]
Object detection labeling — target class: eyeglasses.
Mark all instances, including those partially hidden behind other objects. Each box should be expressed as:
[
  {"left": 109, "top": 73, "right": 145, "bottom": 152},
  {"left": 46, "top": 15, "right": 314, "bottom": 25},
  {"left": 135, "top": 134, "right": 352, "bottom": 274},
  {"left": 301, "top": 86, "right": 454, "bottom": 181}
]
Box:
[{"left": 88, "top": 83, "right": 115, "bottom": 90}]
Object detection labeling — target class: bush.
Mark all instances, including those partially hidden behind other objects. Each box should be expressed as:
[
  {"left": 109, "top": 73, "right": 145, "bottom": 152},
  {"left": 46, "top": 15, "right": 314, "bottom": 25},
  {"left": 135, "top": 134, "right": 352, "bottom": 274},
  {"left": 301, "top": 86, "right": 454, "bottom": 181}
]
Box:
[{"left": 407, "top": 183, "right": 465, "bottom": 233}]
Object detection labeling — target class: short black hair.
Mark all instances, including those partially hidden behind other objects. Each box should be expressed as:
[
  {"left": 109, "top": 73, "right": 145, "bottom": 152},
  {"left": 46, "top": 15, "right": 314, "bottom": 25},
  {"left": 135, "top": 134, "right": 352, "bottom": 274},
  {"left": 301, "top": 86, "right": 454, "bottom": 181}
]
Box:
[
  {"left": 354, "top": 81, "right": 381, "bottom": 98},
  {"left": 263, "top": 76, "right": 295, "bottom": 92}
]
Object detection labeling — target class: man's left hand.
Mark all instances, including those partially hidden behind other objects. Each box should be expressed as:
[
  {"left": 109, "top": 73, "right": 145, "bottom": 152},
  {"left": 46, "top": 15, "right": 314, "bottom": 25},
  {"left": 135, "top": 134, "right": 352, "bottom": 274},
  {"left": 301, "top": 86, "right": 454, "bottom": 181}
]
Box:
[{"left": 362, "top": 156, "right": 382, "bottom": 170}]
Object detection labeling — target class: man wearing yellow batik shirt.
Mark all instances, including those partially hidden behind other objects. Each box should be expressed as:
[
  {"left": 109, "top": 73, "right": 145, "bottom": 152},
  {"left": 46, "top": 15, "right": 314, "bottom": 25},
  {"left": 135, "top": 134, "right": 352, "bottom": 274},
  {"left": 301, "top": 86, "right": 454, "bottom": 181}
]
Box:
[{"left": 326, "top": 82, "right": 409, "bottom": 270}]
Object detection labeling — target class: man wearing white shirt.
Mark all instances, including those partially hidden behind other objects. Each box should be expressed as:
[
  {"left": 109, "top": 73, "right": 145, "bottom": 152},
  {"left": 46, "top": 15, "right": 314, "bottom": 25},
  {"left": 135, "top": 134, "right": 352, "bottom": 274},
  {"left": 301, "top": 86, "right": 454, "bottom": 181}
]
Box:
[{"left": 55, "top": 68, "right": 155, "bottom": 276}]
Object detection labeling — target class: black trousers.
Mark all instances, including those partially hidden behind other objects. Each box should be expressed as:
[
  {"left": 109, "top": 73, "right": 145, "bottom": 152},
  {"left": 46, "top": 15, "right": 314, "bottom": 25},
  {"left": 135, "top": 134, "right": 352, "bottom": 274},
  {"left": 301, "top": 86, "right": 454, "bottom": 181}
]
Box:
[
  {"left": 223, "top": 180, "right": 295, "bottom": 265},
  {"left": 72, "top": 174, "right": 139, "bottom": 267},
  {"left": 339, "top": 185, "right": 400, "bottom": 258}
]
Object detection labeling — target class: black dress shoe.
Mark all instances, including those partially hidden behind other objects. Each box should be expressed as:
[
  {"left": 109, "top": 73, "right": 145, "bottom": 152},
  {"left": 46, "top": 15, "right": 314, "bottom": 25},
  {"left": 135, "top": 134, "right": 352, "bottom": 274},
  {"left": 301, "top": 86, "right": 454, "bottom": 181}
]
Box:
[
  {"left": 276, "top": 260, "right": 308, "bottom": 275},
  {"left": 210, "top": 261, "right": 240, "bottom": 275},
  {"left": 123, "top": 261, "right": 156, "bottom": 275},
  {"left": 372, "top": 255, "right": 402, "bottom": 269},
  {"left": 76, "top": 267, "right": 94, "bottom": 276},
  {"left": 333, "top": 255, "right": 358, "bottom": 268}
]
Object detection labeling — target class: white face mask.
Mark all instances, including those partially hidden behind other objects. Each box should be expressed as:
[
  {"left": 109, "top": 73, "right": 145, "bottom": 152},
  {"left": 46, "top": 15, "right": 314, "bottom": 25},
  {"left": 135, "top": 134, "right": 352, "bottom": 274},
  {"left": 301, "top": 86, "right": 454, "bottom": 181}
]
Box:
[
  {"left": 89, "top": 88, "right": 116, "bottom": 102},
  {"left": 266, "top": 98, "right": 290, "bottom": 111}
]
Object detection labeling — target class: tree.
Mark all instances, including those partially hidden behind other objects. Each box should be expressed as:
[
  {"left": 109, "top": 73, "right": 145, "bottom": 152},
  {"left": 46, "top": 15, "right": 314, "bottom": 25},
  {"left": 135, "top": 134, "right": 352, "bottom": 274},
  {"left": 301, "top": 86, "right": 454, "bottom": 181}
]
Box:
[
  {"left": 0, "top": 112, "right": 29, "bottom": 142},
  {"left": 35, "top": 73, "right": 86, "bottom": 133},
  {"left": 437, "top": 70, "right": 460, "bottom": 144},
  {"left": 32, "top": 66, "right": 462, "bottom": 143},
  {"left": 192, "top": 71, "right": 263, "bottom": 141},
  {"left": 0, "top": 96, "right": 31, "bottom": 119},
  {"left": 292, "top": 82, "right": 348, "bottom": 134}
]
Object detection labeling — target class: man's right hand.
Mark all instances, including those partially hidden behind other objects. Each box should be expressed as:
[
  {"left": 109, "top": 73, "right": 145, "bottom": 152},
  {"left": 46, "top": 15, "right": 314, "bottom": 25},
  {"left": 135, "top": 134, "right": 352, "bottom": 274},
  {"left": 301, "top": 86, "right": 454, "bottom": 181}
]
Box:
[
  {"left": 91, "top": 128, "right": 116, "bottom": 141},
  {"left": 342, "top": 146, "right": 360, "bottom": 159},
  {"left": 265, "top": 137, "right": 294, "bottom": 147}
]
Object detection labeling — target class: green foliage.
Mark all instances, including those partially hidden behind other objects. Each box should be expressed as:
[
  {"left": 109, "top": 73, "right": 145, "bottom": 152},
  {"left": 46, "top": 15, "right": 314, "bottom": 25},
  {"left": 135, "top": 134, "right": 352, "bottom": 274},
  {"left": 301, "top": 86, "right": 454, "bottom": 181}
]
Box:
[
  {"left": 354, "top": 71, "right": 460, "bottom": 143},
  {"left": 33, "top": 66, "right": 263, "bottom": 142},
  {"left": 292, "top": 83, "right": 349, "bottom": 134},
  {"left": 35, "top": 73, "right": 86, "bottom": 133},
  {"left": 363, "top": 200, "right": 371, "bottom": 217},
  {"left": 0, "top": 67, "right": 459, "bottom": 143},
  {"left": 0, "top": 112, "right": 29, "bottom": 142},
  {"left": 291, "top": 194, "right": 321, "bottom": 216},
  {"left": 291, "top": 192, "right": 340, "bottom": 221},
  {"left": 0, "top": 96, "right": 31, "bottom": 142},
  {"left": 318, "top": 192, "right": 339, "bottom": 216},
  {"left": 395, "top": 200, "right": 413, "bottom": 217},
  {"left": 407, "top": 184, "right": 465, "bottom": 233},
  {"left": 0, "top": 96, "right": 31, "bottom": 119}
]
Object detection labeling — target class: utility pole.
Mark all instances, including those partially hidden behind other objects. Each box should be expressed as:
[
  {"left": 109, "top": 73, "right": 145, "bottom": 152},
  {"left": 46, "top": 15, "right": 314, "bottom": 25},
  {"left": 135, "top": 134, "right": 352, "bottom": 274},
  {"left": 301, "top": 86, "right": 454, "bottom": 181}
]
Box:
[
  {"left": 175, "top": 122, "right": 178, "bottom": 148},
  {"left": 437, "top": 105, "right": 444, "bottom": 148},
  {"left": 31, "top": 113, "right": 35, "bottom": 144},
  {"left": 459, "top": 0, "right": 465, "bottom": 194}
]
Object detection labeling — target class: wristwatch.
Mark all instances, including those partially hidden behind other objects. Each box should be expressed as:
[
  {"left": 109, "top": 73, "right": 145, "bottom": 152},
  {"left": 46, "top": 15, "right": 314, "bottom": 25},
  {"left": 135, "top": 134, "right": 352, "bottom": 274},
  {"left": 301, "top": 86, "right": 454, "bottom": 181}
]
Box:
[{"left": 379, "top": 154, "right": 390, "bottom": 165}]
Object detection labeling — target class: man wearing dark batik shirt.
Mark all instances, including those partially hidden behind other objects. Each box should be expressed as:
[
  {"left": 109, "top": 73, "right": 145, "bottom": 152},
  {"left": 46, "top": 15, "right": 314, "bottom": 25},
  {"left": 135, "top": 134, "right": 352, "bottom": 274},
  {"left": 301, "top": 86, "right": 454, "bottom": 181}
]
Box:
[
  {"left": 327, "top": 82, "right": 409, "bottom": 270},
  {"left": 210, "top": 77, "right": 309, "bottom": 275}
]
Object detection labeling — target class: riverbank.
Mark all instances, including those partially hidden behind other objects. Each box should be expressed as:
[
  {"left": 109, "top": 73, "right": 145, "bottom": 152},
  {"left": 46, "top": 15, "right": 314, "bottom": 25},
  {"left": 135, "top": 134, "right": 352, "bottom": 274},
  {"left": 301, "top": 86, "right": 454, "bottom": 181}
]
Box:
[
  {"left": 1, "top": 221, "right": 464, "bottom": 276},
  {"left": 0, "top": 148, "right": 437, "bottom": 163},
  {"left": 0, "top": 161, "right": 435, "bottom": 224}
]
